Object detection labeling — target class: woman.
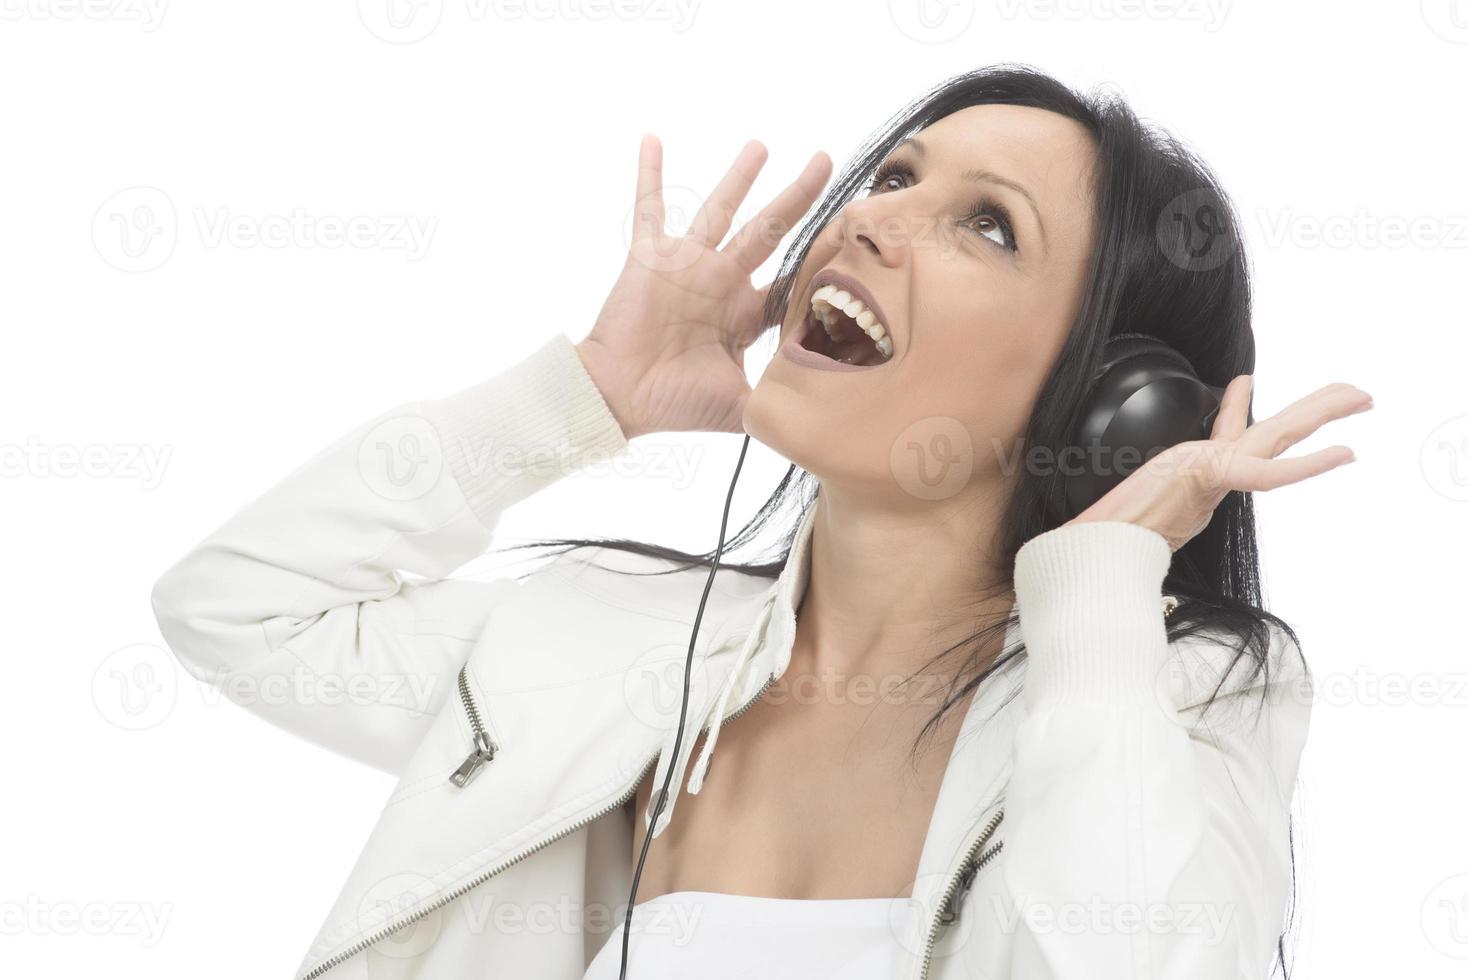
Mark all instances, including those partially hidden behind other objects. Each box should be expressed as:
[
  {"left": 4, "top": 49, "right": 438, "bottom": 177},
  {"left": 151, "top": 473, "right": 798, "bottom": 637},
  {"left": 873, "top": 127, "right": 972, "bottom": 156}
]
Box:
[{"left": 151, "top": 65, "right": 1371, "bottom": 980}]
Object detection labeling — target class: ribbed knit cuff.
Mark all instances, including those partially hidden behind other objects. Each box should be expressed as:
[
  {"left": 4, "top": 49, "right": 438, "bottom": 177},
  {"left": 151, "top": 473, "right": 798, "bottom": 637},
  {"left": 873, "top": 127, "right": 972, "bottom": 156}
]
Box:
[
  {"left": 418, "top": 333, "right": 630, "bottom": 528},
  {"left": 1013, "top": 520, "right": 1174, "bottom": 707}
]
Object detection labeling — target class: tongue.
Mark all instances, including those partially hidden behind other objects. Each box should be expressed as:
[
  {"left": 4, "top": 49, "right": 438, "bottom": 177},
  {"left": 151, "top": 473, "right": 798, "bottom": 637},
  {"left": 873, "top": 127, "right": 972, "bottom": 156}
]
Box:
[{"left": 808, "top": 309, "right": 880, "bottom": 366}]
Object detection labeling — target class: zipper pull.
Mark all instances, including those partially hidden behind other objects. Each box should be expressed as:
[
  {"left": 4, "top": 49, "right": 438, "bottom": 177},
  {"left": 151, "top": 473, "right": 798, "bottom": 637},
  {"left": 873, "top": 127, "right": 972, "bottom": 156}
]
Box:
[
  {"left": 450, "top": 731, "right": 496, "bottom": 788},
  {"left": 940, "top": 841, "right": 1004, "bottom": 925}
]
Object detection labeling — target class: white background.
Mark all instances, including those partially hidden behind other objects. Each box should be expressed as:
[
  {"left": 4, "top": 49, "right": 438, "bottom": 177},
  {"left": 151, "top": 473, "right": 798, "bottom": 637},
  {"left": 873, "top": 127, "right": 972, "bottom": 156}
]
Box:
[{"left": 1, "top": 1, "right": 1464, "bottom": 977}]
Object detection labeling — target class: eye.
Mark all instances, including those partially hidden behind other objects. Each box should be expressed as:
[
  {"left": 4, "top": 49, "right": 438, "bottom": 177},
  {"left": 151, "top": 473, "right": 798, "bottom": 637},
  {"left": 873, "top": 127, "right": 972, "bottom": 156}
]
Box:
[
  {"left": 865, "top": 159, "right": 913, "bottom": 195},
  {"left": 864, "top": 158, "right": 1019, "bottom": 253},
  {"left": 962, "top": 200, "right": 1017, "bottom": 252}
]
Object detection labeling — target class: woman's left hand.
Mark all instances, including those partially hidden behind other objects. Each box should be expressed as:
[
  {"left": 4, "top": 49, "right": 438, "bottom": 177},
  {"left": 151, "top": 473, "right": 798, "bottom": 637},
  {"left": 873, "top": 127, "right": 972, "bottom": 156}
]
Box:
[{"left": 1067, "top": 376, "right": 1374, "bottom": 551}]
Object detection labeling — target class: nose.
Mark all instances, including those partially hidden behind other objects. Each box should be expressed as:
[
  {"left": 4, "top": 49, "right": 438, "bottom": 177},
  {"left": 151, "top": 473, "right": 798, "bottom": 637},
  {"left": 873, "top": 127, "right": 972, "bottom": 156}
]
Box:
[{"left": 834, "top": 191, "right": 910, "bottom": 270}]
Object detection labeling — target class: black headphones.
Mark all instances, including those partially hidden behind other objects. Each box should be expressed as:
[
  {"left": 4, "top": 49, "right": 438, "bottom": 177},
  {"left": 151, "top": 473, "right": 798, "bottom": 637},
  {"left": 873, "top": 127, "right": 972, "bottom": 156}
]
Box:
[
  {"left": 1053, "top": 331, "right": 1229, "bottom": 522},
  {"left": 616, "top": 331, "right": 1226, "bottom": 977}
]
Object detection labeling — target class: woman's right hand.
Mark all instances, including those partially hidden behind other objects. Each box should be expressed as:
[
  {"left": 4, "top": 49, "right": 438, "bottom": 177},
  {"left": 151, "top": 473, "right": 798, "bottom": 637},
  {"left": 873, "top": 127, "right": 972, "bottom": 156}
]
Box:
[{"left": 576, "top": 135, "right": 832, "bottom": 439}]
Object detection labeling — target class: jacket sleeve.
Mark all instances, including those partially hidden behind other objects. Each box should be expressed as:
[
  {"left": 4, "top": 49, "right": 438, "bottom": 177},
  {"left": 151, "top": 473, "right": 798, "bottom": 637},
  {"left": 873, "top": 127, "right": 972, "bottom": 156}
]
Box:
[
  {"left": 149, "top": 333, "right": 630, "bottom": 775},
  {"left": 1002, "top": 520, "right": 1312, "bottom": 979}
]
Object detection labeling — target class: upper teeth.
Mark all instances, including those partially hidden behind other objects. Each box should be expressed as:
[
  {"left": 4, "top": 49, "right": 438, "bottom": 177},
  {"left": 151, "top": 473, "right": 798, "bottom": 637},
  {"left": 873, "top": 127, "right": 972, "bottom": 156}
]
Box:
[{"left": 810, "top": 284, "right": 894, "bottom": 359}]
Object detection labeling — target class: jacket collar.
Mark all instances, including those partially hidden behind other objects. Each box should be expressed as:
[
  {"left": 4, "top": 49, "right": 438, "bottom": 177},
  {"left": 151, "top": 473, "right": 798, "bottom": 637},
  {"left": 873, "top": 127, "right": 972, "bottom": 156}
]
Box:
[
  {"left": 651, "top": 492, "right": 1026, "bottom": 957},
  {"left": 642, "top": 498, "right": 817, "bottom": 837}
]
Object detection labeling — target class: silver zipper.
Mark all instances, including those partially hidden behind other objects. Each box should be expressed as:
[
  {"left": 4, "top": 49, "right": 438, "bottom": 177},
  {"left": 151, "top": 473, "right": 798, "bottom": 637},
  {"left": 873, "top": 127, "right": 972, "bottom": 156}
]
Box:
[
  {"left": 914, "top": 594, "right": 1167, "bottom": 977},
  {"left": 299, "top": 667, "right": 777, "bottom": 980},
  {"left": 449, "top": 664, "right": 497, "bottom": 788},
  {"left": 916, "top": 808, "right": 1005, "bottom": 980}
]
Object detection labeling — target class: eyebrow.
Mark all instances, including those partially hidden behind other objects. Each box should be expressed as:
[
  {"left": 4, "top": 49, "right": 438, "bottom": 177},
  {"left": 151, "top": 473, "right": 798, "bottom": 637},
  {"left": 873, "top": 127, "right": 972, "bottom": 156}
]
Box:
[{"left": 894, "top": 136, "right": 1048, "bottom": 251}]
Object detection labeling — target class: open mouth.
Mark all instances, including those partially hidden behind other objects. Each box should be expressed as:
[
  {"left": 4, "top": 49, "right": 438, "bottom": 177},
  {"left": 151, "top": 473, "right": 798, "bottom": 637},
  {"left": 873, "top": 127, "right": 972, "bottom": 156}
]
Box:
[{"left": 795, "top": 279, "right": 895, "bottom": 368}]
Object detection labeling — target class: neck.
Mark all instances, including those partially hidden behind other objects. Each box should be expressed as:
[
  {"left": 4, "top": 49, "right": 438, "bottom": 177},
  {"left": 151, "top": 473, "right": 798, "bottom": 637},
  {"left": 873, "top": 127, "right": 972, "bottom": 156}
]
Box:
[{"left": 789, "top": 483, "right": 1016, "bottom": 687}]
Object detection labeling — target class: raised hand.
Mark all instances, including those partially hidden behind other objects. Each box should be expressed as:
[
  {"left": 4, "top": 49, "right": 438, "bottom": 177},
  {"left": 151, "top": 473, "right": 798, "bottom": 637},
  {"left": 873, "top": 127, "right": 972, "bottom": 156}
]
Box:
[
  {"left": 1068, "top": 376, "right": 1374, "bottom": 551},
  {"left": 576, "top": 135, "right": 832, "bottom": 438}
]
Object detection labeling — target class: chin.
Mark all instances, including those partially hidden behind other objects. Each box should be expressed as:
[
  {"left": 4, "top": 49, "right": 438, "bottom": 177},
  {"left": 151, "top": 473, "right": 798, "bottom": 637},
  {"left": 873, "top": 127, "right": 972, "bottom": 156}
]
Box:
[
  {"left": 741, "top": 380, "right": 785, "bottom": 450},
  {"left": 742, "top": 379, "right": 822, "bottom": 475}
]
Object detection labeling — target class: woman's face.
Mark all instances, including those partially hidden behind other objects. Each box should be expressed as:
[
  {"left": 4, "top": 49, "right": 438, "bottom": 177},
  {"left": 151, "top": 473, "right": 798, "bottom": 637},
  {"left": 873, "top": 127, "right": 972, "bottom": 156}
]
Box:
[{"left": 744, "top": 103, "right": 1101, "bottom": 505}]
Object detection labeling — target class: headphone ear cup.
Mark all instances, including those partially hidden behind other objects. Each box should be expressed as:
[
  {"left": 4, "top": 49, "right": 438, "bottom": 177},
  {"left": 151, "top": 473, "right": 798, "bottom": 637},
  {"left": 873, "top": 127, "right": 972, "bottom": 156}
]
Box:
[{"left": 1054, "top": 334, "right": 1228, "bottom": 522}]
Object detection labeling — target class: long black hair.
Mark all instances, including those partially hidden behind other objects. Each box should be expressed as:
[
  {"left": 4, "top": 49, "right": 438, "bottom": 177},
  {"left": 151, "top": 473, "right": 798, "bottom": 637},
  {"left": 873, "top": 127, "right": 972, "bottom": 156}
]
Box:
[{"left": 508, "top": 64, "right": 1302, "bottom": 976}]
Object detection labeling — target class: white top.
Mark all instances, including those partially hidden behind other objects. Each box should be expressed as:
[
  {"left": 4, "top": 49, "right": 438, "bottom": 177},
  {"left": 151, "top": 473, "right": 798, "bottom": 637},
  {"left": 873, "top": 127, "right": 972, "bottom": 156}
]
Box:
[{"left": 582, "top": 890, "right": 920, "bottom": 980}]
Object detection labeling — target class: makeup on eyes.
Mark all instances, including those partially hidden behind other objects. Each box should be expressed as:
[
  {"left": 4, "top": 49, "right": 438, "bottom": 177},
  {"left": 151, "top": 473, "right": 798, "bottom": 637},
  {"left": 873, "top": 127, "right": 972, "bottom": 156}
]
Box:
[{"left": 865, "top": 157, "right": 1021, "bottom": 252}]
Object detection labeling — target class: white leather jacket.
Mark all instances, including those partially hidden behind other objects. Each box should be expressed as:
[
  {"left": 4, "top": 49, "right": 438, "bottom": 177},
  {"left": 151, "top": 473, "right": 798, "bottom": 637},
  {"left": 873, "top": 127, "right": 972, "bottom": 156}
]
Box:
[{"left": 149, "top": 333, "right": 1312, "bottom": 980}]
